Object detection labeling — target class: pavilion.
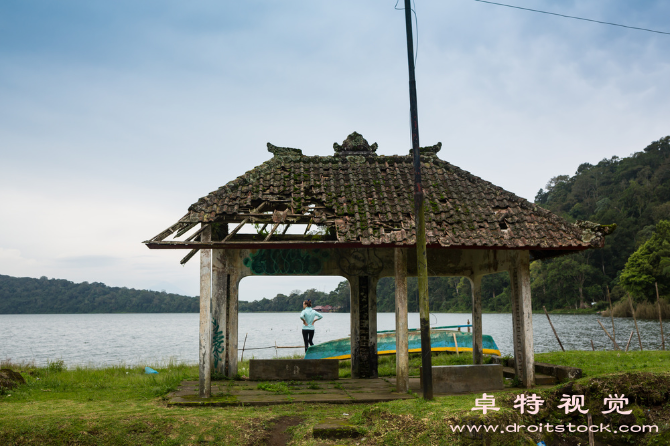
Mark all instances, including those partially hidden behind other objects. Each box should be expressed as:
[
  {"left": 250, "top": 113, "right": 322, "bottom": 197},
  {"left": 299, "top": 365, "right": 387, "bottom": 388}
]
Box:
[{"left": 144, "top": 132, "right": 613, "bottom": 397}]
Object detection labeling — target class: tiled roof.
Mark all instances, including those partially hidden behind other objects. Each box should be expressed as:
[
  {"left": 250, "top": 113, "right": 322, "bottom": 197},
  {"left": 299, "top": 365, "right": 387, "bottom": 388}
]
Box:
[{"left": 175, "top": 133, "right": 613, "bottom": 250}]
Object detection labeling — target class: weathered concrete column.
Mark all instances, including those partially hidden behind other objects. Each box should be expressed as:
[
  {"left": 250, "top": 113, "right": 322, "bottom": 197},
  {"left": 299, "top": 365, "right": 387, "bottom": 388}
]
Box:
[
  {"left": 394, "top": 248, "right": 409, "bottom": 393},
  {"left": 198, "top": 225, "right": 212, "bottom": 398},
  {"left": 350, "top": 276, "right": 378, "bottom": 378},
  {"left": 470, "top": 274, "right": 483, "bottom": 365},
  {"left": 509, "top": 251, "right": 535, "bottom": 388},
  {"left": 211, "top": 250, "right": 228, "bottom": 375},
  {"left": 224, "top": 273, "right": 240, "bottom": 378}
]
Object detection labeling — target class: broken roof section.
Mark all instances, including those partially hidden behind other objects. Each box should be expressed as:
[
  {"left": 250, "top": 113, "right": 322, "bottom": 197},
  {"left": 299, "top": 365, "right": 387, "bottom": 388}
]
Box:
[{"left": 145, "top": 132, "right": 614, "bottom": 258}]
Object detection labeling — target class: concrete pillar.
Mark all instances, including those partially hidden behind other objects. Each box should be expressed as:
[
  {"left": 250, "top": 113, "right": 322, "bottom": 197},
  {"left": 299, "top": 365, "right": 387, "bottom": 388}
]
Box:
[
  {"left": 509, "top": 251, "right": 535, "bottom": 388},
  {"left": 198, "top": 225, "right": 212, "bottom": 398},
  {"left": 470, "top": 274, "right": 483, "bottom": 365},
  {"left": 394, "top": 248, "right": 409, "bottom": 393},
  {"left": 211, "top": 250, "right": 228, "bottom": 375},
  {"left": 350, "top": 276, "right": 378, "bottom": 378},
  {"left": 225, "top": 273, "right": 240, "bottom": 378}
]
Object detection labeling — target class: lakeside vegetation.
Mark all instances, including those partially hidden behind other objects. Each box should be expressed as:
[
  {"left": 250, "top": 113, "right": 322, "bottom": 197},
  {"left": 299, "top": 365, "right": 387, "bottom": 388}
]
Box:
[
  {"left": 1, "top": 351, "right": 669, "bottom": 445},
  {"left": 0, "top": 274, "right": 199, "bottom": 314}
]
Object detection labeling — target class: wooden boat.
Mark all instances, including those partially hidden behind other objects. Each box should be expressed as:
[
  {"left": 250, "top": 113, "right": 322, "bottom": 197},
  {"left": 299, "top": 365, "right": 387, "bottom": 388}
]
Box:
[{"left": 304, "top": 325, "right": 501, "bottom": 360}]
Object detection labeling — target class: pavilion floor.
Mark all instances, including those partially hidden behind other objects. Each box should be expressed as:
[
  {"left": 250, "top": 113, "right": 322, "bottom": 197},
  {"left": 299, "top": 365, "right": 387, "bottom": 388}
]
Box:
[{"left": 167, "top": 377, "right": 418, "bottom": 406}]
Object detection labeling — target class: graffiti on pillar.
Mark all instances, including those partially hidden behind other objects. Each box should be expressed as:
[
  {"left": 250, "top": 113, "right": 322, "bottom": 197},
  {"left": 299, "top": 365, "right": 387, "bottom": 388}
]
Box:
[
  {"left": 243, "top": 249, "right": 329, "bottom": 275},
  {"left": 337, "top": 249, "right": 383, "bottom": 277},
  {"left": 212, "top": 319, "right": 225, "bottom": 368}
]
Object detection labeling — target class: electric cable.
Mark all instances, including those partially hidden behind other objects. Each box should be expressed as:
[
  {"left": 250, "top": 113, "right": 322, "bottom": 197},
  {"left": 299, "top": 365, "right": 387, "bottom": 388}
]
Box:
[{"left": 470, "top": 0, "right": 670, "bottom": 36}]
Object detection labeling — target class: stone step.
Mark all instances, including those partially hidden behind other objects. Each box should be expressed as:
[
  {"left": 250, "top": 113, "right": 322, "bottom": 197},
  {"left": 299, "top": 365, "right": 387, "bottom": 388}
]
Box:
[
  {"left": 313, "top": 419, "right": 362, "bottom": 439},
  {"left": 502, "top": 367, "right": 557, "bottom": 385}
]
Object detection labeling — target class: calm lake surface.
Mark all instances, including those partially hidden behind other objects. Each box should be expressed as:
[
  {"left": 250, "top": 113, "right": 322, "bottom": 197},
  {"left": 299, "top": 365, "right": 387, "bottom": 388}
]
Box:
[{"left": 0, "top": 312, "right": 666, "bottom": 367}]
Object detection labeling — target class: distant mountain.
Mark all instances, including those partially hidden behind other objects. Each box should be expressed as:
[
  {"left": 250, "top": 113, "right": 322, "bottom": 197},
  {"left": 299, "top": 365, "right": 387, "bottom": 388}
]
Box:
[{"left": 0, "top": 275, "right": 198, "bottom": 314}]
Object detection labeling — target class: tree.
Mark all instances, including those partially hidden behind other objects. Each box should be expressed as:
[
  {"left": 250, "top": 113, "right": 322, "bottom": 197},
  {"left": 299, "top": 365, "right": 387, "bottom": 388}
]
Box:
[{"left": 620, "top": 220, "right": 670, "bottom": 300}]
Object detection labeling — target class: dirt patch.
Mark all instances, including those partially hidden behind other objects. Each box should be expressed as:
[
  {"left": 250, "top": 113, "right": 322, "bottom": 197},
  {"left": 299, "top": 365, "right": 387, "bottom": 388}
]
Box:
[
  {"left": 0, "top": 369, "right": 26, "bottom": 390},
  {"left": 250, "top": 416, "right": 304, "bottom": 446}
]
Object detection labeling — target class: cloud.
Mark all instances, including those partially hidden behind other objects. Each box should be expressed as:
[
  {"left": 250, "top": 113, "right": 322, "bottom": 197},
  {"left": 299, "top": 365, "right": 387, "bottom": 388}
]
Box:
[
  {"left": 0, "top": 248, "right": 38, "bottom": 277},
  {"left": 0, "top": 0, "right": 668, "bottom": 297}
]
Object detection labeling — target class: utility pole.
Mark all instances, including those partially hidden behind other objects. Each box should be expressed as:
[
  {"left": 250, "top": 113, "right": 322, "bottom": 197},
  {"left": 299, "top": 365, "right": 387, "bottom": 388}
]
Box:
[{"left": 403, "top": 0, "right": 433, "bottom": 400}]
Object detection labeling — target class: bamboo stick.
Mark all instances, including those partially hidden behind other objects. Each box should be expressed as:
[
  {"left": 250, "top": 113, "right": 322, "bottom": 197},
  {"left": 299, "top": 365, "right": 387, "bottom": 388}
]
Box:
[
  {"left": 452, "top": 332, "right": 459, "bottom": 355},
  {"left": 543, "top": 306, "right": 565, "bottom": 352},
  {"left": 625, "top": 330, "right": 634, "bottom": 352},
  {"left": 656, "top": 282, "right": 665, "bottom": 351},
  {"left": 588, "top": 414, "right": 595, "bottom": 446},
  {"left": 597, "top": 319, "right": 620, "bottom": 350},
  {"left": 240, "top": 333, "right": 248, "bottom": 362},
  {"left": 628, "top": 293, "right": 643, "bottom": 351},
  {"left": 591, "top": 340, "right": 595, "bottom": 351},
  {"left": 606, "top": 285, "right": 615, "bottom": 343}
]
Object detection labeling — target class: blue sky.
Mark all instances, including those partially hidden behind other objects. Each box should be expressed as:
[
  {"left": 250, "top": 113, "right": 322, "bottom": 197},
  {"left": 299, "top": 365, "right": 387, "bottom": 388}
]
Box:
[{"left": 1, "top": 0, "right": 669, "bottom": 299}]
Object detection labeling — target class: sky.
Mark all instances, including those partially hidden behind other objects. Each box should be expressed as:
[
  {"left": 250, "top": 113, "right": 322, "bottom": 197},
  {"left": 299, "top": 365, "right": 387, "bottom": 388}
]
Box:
[{"left": 1, "top": 0, "right": 669, "bottom": 300}]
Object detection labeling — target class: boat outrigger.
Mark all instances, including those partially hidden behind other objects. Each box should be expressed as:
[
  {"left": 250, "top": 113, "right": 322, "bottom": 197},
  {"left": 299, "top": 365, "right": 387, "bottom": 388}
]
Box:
[{"left": 304, "top": 325, "right": 501, "bottom": 360}]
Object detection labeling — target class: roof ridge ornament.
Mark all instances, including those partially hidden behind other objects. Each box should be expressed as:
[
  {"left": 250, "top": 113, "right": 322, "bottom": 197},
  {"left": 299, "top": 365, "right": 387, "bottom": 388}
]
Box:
[
  {"left": 409, "top": 142, "right": 442, "bottom": 157},
  {"left": 333, "top": 131, "right": 378, "bottom": 157},
  {"left": 267, "top": 143, "right": 303, "bottom": 157}
]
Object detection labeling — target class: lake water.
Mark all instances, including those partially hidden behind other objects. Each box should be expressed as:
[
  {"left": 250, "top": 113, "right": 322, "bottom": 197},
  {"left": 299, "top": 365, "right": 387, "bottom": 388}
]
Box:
[{"left": 0, "top": 312, "right": 666, "bottom": 367}]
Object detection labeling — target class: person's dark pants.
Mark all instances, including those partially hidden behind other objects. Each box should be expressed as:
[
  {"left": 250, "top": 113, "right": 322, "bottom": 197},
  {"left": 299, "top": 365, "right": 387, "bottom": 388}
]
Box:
[{"left": 302, "top": 329, "right": 315, "bottom": 352}]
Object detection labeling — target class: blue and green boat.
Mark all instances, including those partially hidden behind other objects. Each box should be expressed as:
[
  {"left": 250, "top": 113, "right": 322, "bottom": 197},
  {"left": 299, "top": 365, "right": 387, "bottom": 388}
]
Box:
[{"left": 304, "top": 325, "right": 501, "bottom": 360}]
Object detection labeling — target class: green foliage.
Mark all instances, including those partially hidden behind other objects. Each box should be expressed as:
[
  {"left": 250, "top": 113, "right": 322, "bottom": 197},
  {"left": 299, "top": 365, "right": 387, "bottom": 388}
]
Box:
[
  {"left": 0, "top": 275, "right": 198, "bottom": 314},
  {"left": 620, "top": 220, "right": 670, "bottom": 299},
  {"left": 535, "top": 135, "right": 670, "bottom": 307}
]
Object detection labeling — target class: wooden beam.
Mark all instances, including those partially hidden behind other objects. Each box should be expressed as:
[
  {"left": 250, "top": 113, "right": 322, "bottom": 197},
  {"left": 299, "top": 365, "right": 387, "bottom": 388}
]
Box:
[
  {"left": 179, "top": 248, "right": 200, "bottom": 265},
  {"left": 264, "top": 222, "right": 281, "bottom": 241},
  {"left": 175, "top": 222, "right": 198, "bottom": 238},
  {"left": 223, "top": 202, "right": 267, "bottom": 242},
  {"left": 149, "top": 216, "right": 191, "bottom": 241},
  {"left": 394, "top": 248, "right": 409, "bottom": 393},
  {"left": 186, "top": 224, "right": 209, "bottom": 242},
  {"left": 471, "top": 275, "right": 483, "bottom": 364}
]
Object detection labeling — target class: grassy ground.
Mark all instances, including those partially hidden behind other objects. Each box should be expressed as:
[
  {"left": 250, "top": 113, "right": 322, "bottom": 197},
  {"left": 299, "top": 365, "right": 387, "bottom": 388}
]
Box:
[{"left": 1, "top": 352, "right": 670, "bottom": 445}]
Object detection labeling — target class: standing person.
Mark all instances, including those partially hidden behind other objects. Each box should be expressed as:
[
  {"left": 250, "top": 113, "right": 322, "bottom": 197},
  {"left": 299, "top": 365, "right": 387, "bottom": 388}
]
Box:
[{"left": 300, "top": 300, "right": 323, "bottom": 352}]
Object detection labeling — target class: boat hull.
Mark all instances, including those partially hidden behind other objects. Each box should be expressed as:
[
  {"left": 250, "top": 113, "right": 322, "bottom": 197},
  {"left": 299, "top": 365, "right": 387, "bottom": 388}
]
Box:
[{"left": 304, "top": 329, "right": 501, "bottom": 360}]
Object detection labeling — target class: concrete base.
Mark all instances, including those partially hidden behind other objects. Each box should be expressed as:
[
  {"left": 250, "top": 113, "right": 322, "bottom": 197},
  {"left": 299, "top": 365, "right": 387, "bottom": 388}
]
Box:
[
  {"left": 249, "top": 359, "right": 339, "bottom": 381},
  {"left": 492, "top": 357, "right": 582, "bottom": 384},
  {"left": 313, "top": 419, "right": 362, "bottom": 439},
  {"left": 420, "top": 364, "right": 504, "bottom": 394}
]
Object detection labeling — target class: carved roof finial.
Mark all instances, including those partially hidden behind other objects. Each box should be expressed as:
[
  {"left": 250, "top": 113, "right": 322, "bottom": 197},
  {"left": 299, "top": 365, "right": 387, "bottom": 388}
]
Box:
[{"left": 333, "top": 132, "right": 378, "bottom": 156}]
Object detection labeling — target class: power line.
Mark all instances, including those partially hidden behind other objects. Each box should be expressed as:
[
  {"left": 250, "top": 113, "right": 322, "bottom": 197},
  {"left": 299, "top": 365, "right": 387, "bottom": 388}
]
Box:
[
  {"left": 470, "top": 0, "right": 670, "bottom": 36},
  {"left": 395, "top": 0, "right": 419, "bottom": 65}
]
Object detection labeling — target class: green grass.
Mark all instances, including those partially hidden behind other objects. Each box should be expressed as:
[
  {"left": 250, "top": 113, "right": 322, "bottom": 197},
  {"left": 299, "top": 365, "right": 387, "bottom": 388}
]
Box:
[
  {"left": 1, "top": 351, "right": 669, "bottom": 445},
  {"left": 535, "top": 350, "right": 670, "bottom": 376}
]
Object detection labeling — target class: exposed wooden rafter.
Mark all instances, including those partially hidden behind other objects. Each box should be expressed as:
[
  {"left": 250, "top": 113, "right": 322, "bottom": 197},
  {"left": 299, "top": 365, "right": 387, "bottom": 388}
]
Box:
[{"left": 222, "top": 202, "right": 268, "bottom": 242}]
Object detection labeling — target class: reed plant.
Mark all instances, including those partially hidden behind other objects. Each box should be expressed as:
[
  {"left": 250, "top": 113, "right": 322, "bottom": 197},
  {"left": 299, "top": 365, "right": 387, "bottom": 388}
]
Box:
[{"left": 602, "top": 297, "right": 670, "bottom": 319}]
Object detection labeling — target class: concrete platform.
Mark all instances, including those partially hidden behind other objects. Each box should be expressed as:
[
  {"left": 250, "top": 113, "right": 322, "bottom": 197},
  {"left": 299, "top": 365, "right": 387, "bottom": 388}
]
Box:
[
  {"left": 419, "top": 364, "right": 504, "bottom": 394},
  {"left": 249, "top": 359, "right": 339, "bottom": 381},
  {"left": 167, "top": 378, "right": 416, "bottom": 407}
]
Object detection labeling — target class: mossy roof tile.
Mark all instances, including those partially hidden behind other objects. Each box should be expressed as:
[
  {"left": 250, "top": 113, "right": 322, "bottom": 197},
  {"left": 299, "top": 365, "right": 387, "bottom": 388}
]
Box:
[{"left": 178, "top": 133, "right": 612, "bottom": 250}]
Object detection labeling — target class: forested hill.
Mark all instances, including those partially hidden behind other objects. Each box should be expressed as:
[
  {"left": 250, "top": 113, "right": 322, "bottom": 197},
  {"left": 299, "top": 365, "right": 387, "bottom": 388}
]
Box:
[
  {"left": 0, "top": 275, "right": 199, "bottom": 314},
  {"left": 532, "top": 136, "right": 670, "bottom": 306}
]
